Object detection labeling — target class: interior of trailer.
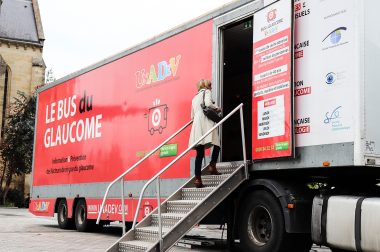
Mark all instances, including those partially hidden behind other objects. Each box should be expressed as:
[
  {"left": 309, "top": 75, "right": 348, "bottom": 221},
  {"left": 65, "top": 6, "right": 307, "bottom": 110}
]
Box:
[{"left": 221, "top": 17, "right": 253, "bottom": 162}]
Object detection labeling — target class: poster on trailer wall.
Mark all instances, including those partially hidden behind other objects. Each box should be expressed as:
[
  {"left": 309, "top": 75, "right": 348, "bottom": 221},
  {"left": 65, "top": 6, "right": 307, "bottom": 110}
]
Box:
[
  {"left": 252, "top": 0, "right": 294, "bottom": 160},
  {"left": 293, "top": 0, "right": 356, "bottom": 147}
]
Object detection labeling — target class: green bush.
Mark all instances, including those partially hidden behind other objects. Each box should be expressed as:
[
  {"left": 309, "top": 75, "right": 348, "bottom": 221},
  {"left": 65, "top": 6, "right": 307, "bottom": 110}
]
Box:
[{"left": 4, "top": 189, "right": 25, "bottom": 208}]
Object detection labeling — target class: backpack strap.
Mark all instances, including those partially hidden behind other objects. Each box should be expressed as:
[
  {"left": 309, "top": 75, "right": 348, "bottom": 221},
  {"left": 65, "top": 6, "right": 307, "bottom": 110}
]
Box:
[{"left": 201, "top": 90, "right": 206, "bottom": 108}]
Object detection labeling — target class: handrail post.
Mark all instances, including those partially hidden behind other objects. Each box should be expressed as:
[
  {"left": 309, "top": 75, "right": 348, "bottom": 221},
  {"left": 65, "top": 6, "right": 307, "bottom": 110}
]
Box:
[
  {"left": 239, "top": 106, "right": 248, "bottom": 179},
  {"left": 121, "top": 178, "right": 126, "bottom": 235},
  {"left": 157, "top": 177, "right": 163, "bottom": 251},
  {"left": 96, "top": 188, "right": 110, "bottom": 224}
]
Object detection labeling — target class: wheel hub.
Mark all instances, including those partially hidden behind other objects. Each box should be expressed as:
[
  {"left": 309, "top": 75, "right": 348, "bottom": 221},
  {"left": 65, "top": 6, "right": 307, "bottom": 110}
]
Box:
[
  {"left": 247, "top": 205, "right": 273, "bottom": 246},
  {"left": 77, "top": 205, "right": 85, "bottom": 225},
  {"left": 59, "top": 204, "right": 67, "bottom": 222}
]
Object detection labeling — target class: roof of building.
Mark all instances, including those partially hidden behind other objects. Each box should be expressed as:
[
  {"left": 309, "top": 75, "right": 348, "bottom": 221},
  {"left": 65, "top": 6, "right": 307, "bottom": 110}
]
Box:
[{"left": 0, "top": 0, "right": 44, "bottom": 45}]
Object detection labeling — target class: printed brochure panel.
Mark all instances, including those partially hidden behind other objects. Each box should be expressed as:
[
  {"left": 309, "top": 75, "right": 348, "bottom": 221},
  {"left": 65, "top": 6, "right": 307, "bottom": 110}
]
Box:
[
  {"left": 293, "top": 0, "right": 355, "bottom": 147},
  {"left": 33, "top": 21, "right": 213, "bottom": 186},
  {"left": 252, "top": 0, "right": 294, "bottom": 160}
]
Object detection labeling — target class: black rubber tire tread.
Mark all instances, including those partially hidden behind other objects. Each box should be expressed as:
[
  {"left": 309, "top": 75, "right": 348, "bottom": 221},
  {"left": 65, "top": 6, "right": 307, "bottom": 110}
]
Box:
[
  {"left": 239, "top": 190, "right": 291, "bottom": 252},
  {"left": 57, "top": 199, "right": 74, "bottom": 229},
  {"left": 74, "top": 199, "right": 95, "bottom": 232}
]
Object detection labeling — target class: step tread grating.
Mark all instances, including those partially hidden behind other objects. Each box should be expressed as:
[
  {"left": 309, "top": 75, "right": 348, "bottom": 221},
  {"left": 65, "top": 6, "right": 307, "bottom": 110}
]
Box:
[
  {"left": 216, "top": 161, "right": 244, "bottom": 168},
  {"left": 136, "top": 226, "right": 171, "bottom": 233},
  {"left": 181, "top": 187, "right": 215, "bottom": 200},
  {"left": 166, "top": 200, "right": 200, "bottom": 214},
  {"left": 118, "top": 240, "right": 155, "bottom": 251},
  {"left": 167, "top": 200, "right": 201, "bottom": 204},
  {"left": 181, "top": 187, "right": 215, "bottom": 192},
  {"left": 151, "top": 213, "right": 186, "bottom": 219}
]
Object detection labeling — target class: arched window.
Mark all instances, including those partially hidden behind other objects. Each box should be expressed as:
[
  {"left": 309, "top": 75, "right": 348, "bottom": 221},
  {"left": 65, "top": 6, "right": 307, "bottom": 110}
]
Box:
[{"left": 0, "top": 56, "right": 10, "bottom": 140}]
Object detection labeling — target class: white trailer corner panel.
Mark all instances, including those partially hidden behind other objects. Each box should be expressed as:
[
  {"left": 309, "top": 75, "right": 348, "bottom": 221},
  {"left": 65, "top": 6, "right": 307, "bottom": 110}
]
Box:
[
  {"left": 363, "top": 0, "right": 380, "bottom": 166},
  {"left": 294, "top": 0, "right": 358, "bottom": 148}
]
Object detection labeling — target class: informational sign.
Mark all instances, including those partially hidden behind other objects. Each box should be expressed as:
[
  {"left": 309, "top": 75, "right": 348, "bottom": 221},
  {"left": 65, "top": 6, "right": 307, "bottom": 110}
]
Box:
[
  {"left": 293, "top": 0, "right": 355, "bottom": 147},
  {"left": 252, "top": 0, "right": 294, "bottom": 160}
]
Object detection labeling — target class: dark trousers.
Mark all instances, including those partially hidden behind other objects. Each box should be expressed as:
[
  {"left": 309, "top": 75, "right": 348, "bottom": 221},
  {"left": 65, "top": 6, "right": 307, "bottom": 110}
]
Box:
[{"left": 195, "top": 145, "right": 220, "bottom": 176}]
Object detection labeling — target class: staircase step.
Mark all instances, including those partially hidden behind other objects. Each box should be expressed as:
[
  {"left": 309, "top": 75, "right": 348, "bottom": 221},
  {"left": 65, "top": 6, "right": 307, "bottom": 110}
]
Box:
[
  {"left": 202, "top": 174, "right": 229, "bottom": 187},
  {"left": 151, "top": 213, "right": 186, "bottom": 227},
  {"left": 181, "top": 187, "right": 214, "bottom": 200},
  {"left": 166, "top": 200, "right": 200, "bottom": 214},
  {"left": 118, "top": 240, "right": 155, "bottom": 252},
  {"left": 215, "top": 162, "right": 243, "bottom": 174},
  {"left": 135, "top": 226, "right": 171, "bottom": 241}
]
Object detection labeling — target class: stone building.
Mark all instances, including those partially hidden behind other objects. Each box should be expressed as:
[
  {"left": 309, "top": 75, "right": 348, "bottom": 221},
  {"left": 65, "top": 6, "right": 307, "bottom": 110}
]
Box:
[{"left": 0, "top": 0, "right": 45, "bottom": 200}]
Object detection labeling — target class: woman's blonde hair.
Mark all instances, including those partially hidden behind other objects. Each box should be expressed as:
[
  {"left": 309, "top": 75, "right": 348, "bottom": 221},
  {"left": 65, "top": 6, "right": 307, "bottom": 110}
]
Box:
[{"left": 196, "top": 79, "right": 212, "bottom": 91}]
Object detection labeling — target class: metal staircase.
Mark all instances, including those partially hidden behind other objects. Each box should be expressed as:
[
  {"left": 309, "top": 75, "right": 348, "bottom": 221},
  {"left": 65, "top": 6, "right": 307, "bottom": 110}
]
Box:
[
  {"left": 112, "top": 162, "right": 246, "bottom": 251},
  {"left": 97, "top": 103, "right": 248, "bottom": 252}
]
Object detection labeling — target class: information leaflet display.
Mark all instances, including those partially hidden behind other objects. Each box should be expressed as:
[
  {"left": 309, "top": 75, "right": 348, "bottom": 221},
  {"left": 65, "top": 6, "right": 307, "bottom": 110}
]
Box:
[{"left": 252, "top": 0, "right": 294, "bottom": 160}]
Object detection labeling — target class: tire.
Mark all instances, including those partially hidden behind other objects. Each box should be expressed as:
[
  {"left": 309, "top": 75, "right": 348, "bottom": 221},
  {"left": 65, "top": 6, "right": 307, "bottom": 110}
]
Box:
[
  {"left": 239, "top": 190, "right": 291, "bottom": 252},
  {"left": 74, "top": 199, "right": 94, "bottom": 232},
  {"left": 57, "top": 199, "right": 74, "bottom": 229}
]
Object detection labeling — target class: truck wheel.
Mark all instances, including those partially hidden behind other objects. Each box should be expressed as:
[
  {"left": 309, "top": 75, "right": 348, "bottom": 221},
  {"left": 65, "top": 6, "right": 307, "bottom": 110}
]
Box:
[
  {"left": 74, "top": 199, "right": 93, "bottom": 232},
  {"left": 57, "top": 199, "right": 74, "bottom": 229},
  {"left": 239, "top": 190, "right": 290, "bottom": 252}
]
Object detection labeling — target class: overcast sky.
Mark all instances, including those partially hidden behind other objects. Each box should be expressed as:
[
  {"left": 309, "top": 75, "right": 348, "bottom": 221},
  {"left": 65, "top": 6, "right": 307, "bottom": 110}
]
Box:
[{"left": 38, "top": 0, "right": 234, "bottom": 80}]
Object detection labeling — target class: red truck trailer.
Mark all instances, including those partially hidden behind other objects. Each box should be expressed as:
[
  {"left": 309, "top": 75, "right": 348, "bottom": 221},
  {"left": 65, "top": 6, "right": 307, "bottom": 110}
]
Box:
[{"left": 30, "top": 0, "right": 380, "bottom": 251}]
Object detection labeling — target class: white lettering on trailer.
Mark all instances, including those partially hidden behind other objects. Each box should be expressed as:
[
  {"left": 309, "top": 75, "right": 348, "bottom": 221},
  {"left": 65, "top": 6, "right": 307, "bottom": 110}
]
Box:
[
  {"left": 44, "top": 114, "right": 102, "bottom": 148},
  {"left": 46, "top": 95, "right": 77, "bottom": 123},
  {"left": 87, "top": 204, "right": 128, "bottom": 215}
]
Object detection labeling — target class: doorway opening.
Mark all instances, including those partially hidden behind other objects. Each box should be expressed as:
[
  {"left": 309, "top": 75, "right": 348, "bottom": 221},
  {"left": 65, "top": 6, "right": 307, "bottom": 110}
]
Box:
[{"left": 221, "top": 18, "right": 253, "bottom": 162}]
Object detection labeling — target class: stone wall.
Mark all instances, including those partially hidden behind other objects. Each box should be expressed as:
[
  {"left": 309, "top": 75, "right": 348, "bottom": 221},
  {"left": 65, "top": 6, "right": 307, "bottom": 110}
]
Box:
[
  {"left": 0, "top": 41, "right": 44, "bottom": 95},
  {"left": 0, "top": 40, "right": 45, "bottom": 198}
]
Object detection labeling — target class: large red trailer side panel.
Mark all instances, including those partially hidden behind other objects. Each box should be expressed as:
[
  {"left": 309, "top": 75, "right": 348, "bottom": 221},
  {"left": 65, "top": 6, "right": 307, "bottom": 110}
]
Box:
[{"left": 31, "top": 21, "right": 213, "bottom": 217}]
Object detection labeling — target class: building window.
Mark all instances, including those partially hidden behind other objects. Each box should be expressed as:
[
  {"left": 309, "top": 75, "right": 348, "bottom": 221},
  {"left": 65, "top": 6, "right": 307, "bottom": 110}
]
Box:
[{"left": 0, "top": 66, "right": 10, "bottom": 140}]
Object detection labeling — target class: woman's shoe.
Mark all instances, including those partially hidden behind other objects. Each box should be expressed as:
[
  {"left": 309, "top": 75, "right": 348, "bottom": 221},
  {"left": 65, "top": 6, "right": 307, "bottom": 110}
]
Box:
[
  {"left": 194, "top": 176, "right": 204, "bottom": 188},
  {"left": 208, "top": 162, "right": 221, "bottom": 175}
]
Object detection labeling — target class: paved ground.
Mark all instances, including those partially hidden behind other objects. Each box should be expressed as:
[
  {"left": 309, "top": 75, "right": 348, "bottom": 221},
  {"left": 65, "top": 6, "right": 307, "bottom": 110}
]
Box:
[{"left": 0, "top": 207, "right": 331, "bottom": 252}]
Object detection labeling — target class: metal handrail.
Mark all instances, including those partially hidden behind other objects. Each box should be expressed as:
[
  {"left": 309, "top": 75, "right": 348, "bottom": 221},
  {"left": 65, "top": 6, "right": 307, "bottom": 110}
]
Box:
[
  {"left": 132, "top": 103, "right": 247, "bottom": 251},
  {"left": 96, "top": 120, "right": 193, "bottom": 233}
]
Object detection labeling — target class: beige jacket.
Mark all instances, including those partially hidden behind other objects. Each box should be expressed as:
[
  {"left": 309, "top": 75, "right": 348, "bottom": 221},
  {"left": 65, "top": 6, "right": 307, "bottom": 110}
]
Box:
[{"left": 188, "top": 89, "right": 220, "bottom": 149}]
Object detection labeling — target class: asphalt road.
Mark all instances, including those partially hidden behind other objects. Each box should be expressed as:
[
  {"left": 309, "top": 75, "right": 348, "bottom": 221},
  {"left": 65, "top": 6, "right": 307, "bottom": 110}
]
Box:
[{"left": 0, "top": 207, "right": 331, "bottom": 252}]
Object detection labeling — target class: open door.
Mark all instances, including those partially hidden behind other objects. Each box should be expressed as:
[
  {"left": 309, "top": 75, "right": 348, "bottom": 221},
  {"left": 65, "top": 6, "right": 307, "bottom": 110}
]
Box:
[
  {"left": 219, "top": 0, "right": 294, "bottom": 162},
  {"left": 221, "top": 18, "right": 253, "bottom": 162}
]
